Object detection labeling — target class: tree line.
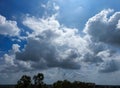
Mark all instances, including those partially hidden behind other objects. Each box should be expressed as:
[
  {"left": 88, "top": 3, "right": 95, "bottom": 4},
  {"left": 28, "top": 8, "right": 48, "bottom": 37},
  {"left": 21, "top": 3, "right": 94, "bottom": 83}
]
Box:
[{"left": 15, "top": 73, "right": 95, "bottom": 88}]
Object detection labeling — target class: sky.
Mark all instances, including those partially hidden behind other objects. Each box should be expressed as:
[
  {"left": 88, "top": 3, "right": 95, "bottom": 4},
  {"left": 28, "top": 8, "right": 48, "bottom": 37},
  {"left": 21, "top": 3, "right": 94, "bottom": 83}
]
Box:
[{"left": 1, "top": 0, "right": 120, "bottom": 85}]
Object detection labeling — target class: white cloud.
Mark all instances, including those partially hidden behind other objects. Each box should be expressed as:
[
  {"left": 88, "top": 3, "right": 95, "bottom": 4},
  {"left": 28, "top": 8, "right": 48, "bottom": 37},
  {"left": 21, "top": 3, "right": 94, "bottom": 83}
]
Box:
[
  {"left": 21, "top": 11, "right": 120, "bottom": 73},
  {"left": 2, "top": 8, "right": 120, "bottom": 85},
  {"left": 3, "top": 9, "right": 120, "bottom": 86},
  {"left": 23, "top": 15, "right": 60, "bottom": 34},
  {"left": 17, "top": 15, "right": 89, "bottom": 70},
  {"left": 84, "top": 9, "right": 120, "bottom": 45},
  {"left": 0, "top": 15, "right": 20, "bottom": 36},
  {"left": 5, "top": 9, "right": 120, "bottom": 73},
  {"left": 83, "top": 9, "right": 120, "bottom": 73},
  {"left": 117, "top": 20, "right": 120, "bottom": 29},
  {"left": 3, "top": 9, "right": 120, "bottom": 75},
  {"left": 3, "top": 44, "right": 20, "bottom": 66},
  {"left": 1, "top": 44, "right": 33, "bottom": 73}
]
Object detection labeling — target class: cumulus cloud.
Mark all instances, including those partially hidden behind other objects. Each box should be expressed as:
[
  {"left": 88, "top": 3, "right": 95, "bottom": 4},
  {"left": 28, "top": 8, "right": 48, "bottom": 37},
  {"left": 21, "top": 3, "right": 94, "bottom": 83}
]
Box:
[
  {"left": 16, "top": 15, "right": 89, "bottom": 70},
  {"left": 21, "top": 11, "right": 120, "bottom": 73},
  {"left": 0, "top": 44, "right": 32, "bottom": 73},
  {"left": 0, "top": 44, "right": 19, "bottom": 73},
  {"left": 3, "top": 9, "right": 120, "bottom": 74},
  {"left": 83, "top": 9, "right": 120, "bottom": 72},
  {"left": 0, "top": 15, "right": 20, "bottom": 36},
  {"left": 84, "top": 9, "right": 120, "bottom": 45},
  {"left": 4, "top": 44, "right": 20, "bottom": 66}
]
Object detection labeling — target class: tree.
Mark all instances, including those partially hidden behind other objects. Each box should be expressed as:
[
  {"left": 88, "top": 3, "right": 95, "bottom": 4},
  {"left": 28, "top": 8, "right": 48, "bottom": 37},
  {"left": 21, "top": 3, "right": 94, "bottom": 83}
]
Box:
[
  {"left": 53, "top": 80, "right": 72, "bottom": 88},
  {"left": 53, "top": 80, "right": 63, "bottom": 88},
  {"left": 62, "top": 80, "right": 71, "bottom": 88},
  {"left": 33, "top": 73, "right": 44, "bottom": 88},
  {"left": 16, "top": 75, "right": 31, "bottom": 88}
]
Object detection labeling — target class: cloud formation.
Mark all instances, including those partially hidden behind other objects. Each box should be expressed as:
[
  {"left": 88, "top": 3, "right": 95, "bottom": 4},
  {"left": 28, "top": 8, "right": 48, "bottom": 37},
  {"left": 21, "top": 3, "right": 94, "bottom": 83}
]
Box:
[
  {"left": 99, "top": 60, "right": 118, "bottom": 73},
  {"left": 1, "top": 8, "right": 120, "bottom": 86},
  {"left": 16, "top": 15, "right": 88, "bottom": 70},
  {"left": 84, "top": 9, "right": 120, "bottom": 45},
  {"left": 83, "top": 9, "right": 120, "bottom": 73},
  {"left": 2, "top": 9, "right": 120, "bottom": 75},
  {"left": 0, "top": 15, "right": 20, "bottom": 36}
]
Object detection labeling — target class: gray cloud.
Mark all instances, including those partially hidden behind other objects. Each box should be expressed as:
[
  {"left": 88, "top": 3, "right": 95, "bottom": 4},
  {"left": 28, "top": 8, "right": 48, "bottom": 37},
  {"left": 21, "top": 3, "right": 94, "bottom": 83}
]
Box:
[
  {"left": 2, "top": 9, "right": 120, "bottom": 74},
  {"left": 99, "top": 60, "right": 119, "bottom": 73},
  {"left": 84, "top": 9, "right": 120, "bottom": 45},
  {"left": 15, "top": 15, "right": 88, "bottom": 70},
  {"left": 82, "top": 53, "right": 103, "bottom": 63},
  {"left": 83, "top": 9, "right": 120, "bottom": 72}
]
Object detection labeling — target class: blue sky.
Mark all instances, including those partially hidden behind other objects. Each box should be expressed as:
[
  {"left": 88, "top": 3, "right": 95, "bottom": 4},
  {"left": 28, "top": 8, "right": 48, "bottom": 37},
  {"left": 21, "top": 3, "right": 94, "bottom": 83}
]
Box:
[{"left": 1, "top": 0, "right": 120, "bottom": 85}]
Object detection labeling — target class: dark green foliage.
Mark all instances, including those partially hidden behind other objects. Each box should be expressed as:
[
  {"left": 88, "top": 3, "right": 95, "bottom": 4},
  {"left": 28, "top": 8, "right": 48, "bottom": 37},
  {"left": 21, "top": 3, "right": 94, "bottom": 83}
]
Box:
[
  {"left": 15, "top": 73, "right": 95, "bottom": 88},
  {"left": 33, "top": 73, "right": 44, "bottom": 85},
  {"left": 16, "top": 73, "right": 45, "bottom": 88},
  {"left": 53, "top": 80, "right": 63, "bottom": 88},
  {"left": 33, "top": 73, "right": 44, "bottom": 88},
  {"left": 53, "top": 80, "right": 95, "bottom": 88},
  {"left": 15, "top": 75, "right": 31, "bottom": 88}
]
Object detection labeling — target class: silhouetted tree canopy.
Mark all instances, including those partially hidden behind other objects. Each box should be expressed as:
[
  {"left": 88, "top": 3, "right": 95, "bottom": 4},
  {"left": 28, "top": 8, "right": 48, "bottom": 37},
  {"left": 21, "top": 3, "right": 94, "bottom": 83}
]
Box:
[
  {"left": 53, "top": 80, "right": 95, "bottom": 88},
  {"left": 33, "top": 73, "right": 44, "bottom": 85},
  {"left": 15, "top": 75, "right": 31, "bottom": 88},
  {"left": 15, "top": 73, "right": 95, "bottom": 88}
]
